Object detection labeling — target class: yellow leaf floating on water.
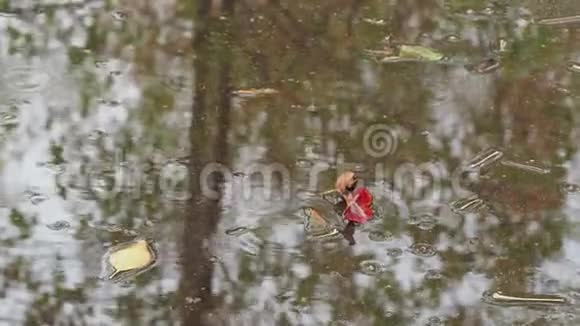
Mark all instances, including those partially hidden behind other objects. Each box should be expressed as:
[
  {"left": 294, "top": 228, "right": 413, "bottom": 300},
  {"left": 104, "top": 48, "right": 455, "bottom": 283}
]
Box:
[
  {"left": 232, "top": 88, "right": 278, "bottom": 98},
  {"left": 398, "top": 45, "right": 444, "bottom": 61},
  {"left": 107, "top": 239, "right": 155, "bottom": 279},
  {"left": 378, "top": 45, "right": 444, "bottom": 63}
]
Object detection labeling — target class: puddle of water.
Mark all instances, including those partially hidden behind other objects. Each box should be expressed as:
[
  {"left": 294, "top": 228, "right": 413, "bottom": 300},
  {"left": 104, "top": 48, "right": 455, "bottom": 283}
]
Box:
[{"left": 2, "top": 0, "right": 580, "bottom": 324}]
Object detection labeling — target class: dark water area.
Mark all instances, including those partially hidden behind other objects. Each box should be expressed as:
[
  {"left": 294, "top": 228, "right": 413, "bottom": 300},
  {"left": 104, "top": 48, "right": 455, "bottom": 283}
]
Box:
[{"left": 2, "top": 0, "right": 580, "bottom": 325}]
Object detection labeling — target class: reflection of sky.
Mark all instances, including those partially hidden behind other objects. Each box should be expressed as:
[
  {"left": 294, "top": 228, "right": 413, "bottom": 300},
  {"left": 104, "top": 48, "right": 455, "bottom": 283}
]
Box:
[{"left": 0, "top": 9, "right": 183, "bottom": 323}]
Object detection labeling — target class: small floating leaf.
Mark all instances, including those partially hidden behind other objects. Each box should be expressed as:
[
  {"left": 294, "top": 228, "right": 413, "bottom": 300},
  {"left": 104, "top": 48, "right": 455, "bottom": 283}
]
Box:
[
  {"left": 107, "top": 240, "right": 155, "bottom": 279},
  {"left": 468, "top": 58, "right": 501, "bottom": 74},
  {"left": 362, "top": 18, "right": 387, "bottom": 26},
  {"left": 567, "top": 61, "right": 580, "bottom": 73},
  {"left": 538, "top": 15, "right": 580, "bottom": 26},
  {"left": 500, "top": 160, "right": 551, "bottom": 175},
  {"left": 232, "top": 88, "right": 278, "bottom": 98},
  {"left": 466, "top": 148, "right": 504, "bottom": 170},
  {"left": 483, "top": 290, "right": 567, "bottom": 306},
  {"left": 398, "top": 45, "right": 444, "bottom": 61}
]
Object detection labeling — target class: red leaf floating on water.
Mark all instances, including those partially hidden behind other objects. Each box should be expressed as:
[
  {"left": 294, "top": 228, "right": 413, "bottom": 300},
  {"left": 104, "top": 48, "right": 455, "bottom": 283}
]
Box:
[{"left": 343, "top": 188, "right": 373, "bottom": 223}]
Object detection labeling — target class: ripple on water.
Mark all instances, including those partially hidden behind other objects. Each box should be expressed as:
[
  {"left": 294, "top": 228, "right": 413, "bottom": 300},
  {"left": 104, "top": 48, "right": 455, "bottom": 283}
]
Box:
[
  {"left": 359, "top": 260, "right": 385, "bottom": 276},
  {"left": 426, "top": 316, "right": 442, "bottom": 326},
  {"left": 425, "top": 269, "right": 444, "bottom": 281},
  {"left": 3, "top": 66, "right": 51, "bottom": 93},
  {"left": 409, "top": 213, "right": 437, "bottom": 230},
  {"left": 409, "top": 243, "right": 437, "bottom": 257},
  {"left": 368, "top": 230, "right": 393, "bottom": 242}
]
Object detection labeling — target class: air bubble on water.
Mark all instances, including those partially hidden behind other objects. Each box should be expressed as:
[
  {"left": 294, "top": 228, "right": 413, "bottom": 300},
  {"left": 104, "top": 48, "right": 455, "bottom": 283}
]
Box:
[
  {"left": 563, "top": 183, "right": 580, "bottom": 193},
  {"left": 295, "top": 159, "right": 314, "bottom": 168},
  {"left": 95, "top": 60, "right": 108, "bottom": 69},
  {"left": 225, "top": 226, "right": 249, "bottom": 236},
  {"left": 24, "top": 190, "right": 48, "bottom": 205},
  {"left": 0, "top": 112, "right": 19, "bottom": 126},
  {"left": 87, "top": 130, "right": 107, "bottom": 141},
  {"left": 446, "top": 35, "right": 460, "bottom": 42},
  {"left": 409, "top": 243, "right": 437, "bottom": 257},
  {"left": 482, "top": 7, "right": 494, "bottom": 15},
  {"left": 111, "top": 10, "right": 128, "bottom": 21},
  {"left": 359, "top": 260, "right": 385, "bottom": 275},
  {"left": 387, "top": 248, "right": 403, "bottom": 258}
]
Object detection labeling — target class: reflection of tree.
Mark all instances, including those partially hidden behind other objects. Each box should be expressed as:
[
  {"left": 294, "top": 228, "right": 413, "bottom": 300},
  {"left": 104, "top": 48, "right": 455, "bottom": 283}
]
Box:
[{"left": 180, "top": 0, "right": 233, "bottom": 324}]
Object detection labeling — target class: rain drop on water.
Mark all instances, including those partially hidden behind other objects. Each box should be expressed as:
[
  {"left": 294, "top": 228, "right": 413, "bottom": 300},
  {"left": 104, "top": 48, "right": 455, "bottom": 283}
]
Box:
[
  {"left": 426, "top": 316, "right": 442, "bottom": 326},
  {"left": 409, "top": 243, "right": 437, "bottom": 257},
  {"left": 368, "top": 230, "right": 393, "bottom": 242},
  {"left": 359, "top": 260, "right": 385, "bottom": 275},
  {"left": 425, "top": 269, "right": 444, "bottom": 280}
]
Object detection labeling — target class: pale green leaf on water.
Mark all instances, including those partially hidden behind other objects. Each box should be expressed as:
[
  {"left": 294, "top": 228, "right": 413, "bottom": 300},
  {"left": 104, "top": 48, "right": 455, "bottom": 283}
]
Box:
[
  {"left": 108, "top": 239, "right": 155, "bottom": 279},
  {"left": 398, "top": 45, "right": 444, "bottom": 61}
]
